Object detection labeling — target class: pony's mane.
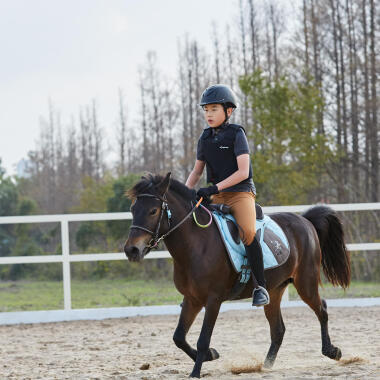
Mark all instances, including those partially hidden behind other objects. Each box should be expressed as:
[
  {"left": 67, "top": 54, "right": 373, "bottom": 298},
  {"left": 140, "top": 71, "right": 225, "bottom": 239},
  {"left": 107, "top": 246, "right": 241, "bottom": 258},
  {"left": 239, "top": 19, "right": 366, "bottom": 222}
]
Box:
[{"left": 126, "top": 173, "right": 196, "bottom": 201}]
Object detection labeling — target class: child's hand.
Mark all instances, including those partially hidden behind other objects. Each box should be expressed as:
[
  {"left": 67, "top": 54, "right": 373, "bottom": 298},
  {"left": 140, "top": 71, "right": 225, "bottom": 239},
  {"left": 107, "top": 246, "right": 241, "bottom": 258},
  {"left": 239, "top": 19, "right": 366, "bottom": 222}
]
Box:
[{"left": 196, "top": 185, "right": 219, "bottom": 200}]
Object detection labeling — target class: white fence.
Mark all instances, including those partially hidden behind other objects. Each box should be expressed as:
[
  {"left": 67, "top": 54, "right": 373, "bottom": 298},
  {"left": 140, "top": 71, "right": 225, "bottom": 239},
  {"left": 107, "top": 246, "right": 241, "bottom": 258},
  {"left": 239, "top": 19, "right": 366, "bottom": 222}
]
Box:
[{"left": 0, "top": 202, "right": 379, "bottom": 315}]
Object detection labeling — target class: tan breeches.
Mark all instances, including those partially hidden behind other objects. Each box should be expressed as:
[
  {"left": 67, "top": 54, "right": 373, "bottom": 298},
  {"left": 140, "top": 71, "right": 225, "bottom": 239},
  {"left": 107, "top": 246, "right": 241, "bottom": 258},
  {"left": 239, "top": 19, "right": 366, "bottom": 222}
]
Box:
[{"left": 211, "top": 191, "right": 256, "bottom": 245}]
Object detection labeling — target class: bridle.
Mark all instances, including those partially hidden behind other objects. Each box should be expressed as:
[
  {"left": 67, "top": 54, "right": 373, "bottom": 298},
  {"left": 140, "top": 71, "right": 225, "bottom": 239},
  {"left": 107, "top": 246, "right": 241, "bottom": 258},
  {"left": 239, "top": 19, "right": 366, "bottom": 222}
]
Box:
[{"left": 130, "top": 192, "right": 204, "bottom": 250}]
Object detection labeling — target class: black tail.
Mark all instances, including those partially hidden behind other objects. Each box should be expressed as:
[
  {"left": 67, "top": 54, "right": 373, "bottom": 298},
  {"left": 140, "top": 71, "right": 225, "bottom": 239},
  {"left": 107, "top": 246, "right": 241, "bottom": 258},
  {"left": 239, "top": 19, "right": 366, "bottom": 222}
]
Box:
[{"left": 302, "top": 205, "right": 351, "bottom": 289}]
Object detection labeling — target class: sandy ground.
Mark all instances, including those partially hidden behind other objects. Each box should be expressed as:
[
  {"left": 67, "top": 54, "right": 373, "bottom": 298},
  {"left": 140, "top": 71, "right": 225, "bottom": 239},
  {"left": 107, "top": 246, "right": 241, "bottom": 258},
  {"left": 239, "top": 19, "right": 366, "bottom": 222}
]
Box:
[{"left": 0, "top": 306, "right": 379, "bottom": 379}]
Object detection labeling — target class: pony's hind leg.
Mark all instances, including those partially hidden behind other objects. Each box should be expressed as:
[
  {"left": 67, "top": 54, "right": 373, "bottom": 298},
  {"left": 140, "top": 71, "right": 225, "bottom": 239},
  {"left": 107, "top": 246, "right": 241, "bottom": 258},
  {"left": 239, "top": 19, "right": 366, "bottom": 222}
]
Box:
[
  {"left": 294, "top": 275, "right": 342, "bottom": 361},
  {"left": 173, "top": 297, "right": 202, "bottom": 362},
  {"left": 263, "top": 284, "right": 287, "bottom": 368},
  {"left": 319, "top": 299, "right": 342, "bottom": 360}
]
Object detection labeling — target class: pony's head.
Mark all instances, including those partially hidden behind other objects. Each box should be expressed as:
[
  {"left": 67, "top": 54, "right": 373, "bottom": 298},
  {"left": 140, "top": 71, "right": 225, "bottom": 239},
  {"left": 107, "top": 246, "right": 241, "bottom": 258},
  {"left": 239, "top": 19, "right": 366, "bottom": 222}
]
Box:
[{"left": 124, "top": 172, "right": 172, "bottom": 262}]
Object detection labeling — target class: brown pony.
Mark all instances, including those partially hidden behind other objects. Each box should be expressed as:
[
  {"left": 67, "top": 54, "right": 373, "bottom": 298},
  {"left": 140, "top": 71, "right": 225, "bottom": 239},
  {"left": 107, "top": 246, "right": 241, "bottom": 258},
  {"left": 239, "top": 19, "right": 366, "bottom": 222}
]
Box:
[{"left": 124, "top": 173, "right": 350, "bottom": 378}]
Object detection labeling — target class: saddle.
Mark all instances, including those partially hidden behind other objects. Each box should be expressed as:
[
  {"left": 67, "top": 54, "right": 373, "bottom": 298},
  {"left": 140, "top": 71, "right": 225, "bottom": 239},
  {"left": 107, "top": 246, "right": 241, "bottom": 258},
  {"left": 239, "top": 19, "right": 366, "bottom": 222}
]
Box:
[
  {"left": 209, "top": 203, "right": 264, "bottom": 245},
  {"left": 210, "top": 203, "right": 290, "bottom": 299},
  {"left": 209, "top": 203, "right": 290, "bottom": 299}
]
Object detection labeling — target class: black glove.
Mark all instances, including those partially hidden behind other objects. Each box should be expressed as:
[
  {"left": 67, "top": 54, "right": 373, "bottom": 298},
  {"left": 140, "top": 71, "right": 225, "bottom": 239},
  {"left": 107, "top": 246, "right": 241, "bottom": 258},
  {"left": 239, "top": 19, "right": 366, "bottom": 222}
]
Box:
[{"left": 196, "top": 185, "right": 219, "bottom": 201}]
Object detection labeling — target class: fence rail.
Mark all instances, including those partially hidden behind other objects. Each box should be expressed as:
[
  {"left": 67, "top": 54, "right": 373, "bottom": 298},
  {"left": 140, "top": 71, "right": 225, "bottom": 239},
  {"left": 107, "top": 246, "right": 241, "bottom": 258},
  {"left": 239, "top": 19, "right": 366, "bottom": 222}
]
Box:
[{"left": 0, "top": 202, "right": 379, "bottom": 312}]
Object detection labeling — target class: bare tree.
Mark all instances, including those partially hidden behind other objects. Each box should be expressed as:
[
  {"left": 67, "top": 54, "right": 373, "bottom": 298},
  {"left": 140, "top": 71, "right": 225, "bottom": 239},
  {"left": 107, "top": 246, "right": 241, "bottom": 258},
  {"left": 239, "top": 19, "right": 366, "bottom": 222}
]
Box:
[
  {"left": 361, "top": 0, "right": 371, "bottom": 199},
  {"left": 212, "top": 22, "right": 221, "bottom": 83},
  {"left": 269, "top": 3, "right": 279, "bottom": 79},
  {"left": 303, "top": 0, "right": 310, "bottom": 71},
  {"left": 369, "top": 0, "right": 378, "bottom": 201},
  {"left": 346, "top": 0, "right": 360, "bottom": 195},
  {"left": 225, "top": 23, "right": 235, "bottom": 88},
  {"left": 249, "top": 0, "right": 258, "bottom": 70},
  {"left": 91, "top": 99, "right": 103, "bottom": 182},
  {"left": 116, "top": 88, "right": 128, "bottom": 176},
  {"left": 138, "top": 68, "right": 149, "bottom": 168}
]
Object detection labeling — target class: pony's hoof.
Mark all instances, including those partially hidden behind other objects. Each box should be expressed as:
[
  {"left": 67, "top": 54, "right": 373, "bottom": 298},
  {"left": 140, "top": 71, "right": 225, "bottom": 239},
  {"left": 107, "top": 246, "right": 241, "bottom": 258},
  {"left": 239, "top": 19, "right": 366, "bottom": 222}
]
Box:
[
  {"left": 323, "top": 346, "right": 342, "bottom": 361},
  {"left": 334, "top": 347, "right": 342, "bottom": 361},
  {"left": 206, "top": 348, "right": 220, "bottom": 361},
  {"left": 263, "top": 358, "right": 274, "bottom": 369},
  {"left": 189, "top": 371, "right": 200, "bottom": 378}
]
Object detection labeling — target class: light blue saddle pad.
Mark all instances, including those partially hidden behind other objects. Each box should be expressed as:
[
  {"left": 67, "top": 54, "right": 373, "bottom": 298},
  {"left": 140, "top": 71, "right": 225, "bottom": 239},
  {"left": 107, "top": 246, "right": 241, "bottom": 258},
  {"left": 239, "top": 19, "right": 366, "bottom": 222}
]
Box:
[{"left": 212, "top": 212, "right": 290, "bottom": 283}]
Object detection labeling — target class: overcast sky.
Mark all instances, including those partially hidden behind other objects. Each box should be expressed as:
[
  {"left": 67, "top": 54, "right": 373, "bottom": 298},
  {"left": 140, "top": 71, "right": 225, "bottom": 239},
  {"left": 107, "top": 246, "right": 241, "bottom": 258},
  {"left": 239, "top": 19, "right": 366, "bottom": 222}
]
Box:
[{"left": 0, "top": 0, "right": 242, "bottom": 174}]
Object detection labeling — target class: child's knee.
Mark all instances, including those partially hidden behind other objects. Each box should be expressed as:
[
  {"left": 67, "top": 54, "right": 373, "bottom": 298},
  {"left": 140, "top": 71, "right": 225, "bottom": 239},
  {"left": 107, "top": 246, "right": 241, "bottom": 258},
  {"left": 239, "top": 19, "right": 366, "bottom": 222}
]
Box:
[{"left": 243, "top": 229, "right": 256, "bottom": 246}]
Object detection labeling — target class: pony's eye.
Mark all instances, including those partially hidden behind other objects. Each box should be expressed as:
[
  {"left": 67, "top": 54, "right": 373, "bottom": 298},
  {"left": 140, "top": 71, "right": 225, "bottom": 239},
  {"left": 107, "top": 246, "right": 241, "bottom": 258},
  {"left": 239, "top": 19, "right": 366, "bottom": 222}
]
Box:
[{"left": 150, "top": 208, "right": 158, "bottom": 215}]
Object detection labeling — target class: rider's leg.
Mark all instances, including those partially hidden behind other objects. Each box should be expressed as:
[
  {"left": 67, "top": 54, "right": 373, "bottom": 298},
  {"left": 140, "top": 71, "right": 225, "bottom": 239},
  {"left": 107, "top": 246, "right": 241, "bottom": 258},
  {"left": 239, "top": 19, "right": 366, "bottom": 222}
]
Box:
[
  {"left": 248, "top": 236, "right": 266, "bottom": 287},
  {"left": 245, "top": 236, "right": 270, "bottom": 306},
  {"left": 222, "top": 191, "right": 269, "bottom": 307}
]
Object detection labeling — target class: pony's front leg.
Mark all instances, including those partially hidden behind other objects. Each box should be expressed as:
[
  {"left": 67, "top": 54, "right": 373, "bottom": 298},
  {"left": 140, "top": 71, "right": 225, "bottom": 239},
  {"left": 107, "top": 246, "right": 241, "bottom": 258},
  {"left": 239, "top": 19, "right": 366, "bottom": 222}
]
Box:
[
  {"left": 173, "top": 297, "right": 202, "bottom": 361},
  {"left": 190, "top": 297, "right": 221, "bottom": 378}
]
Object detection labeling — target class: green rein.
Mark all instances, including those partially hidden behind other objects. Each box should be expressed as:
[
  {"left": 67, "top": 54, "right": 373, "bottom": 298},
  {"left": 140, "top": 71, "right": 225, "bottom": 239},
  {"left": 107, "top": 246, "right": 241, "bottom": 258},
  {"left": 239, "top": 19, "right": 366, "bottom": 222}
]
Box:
[{"left": 192, "top": 198, "right": 213, "bottom": 228}]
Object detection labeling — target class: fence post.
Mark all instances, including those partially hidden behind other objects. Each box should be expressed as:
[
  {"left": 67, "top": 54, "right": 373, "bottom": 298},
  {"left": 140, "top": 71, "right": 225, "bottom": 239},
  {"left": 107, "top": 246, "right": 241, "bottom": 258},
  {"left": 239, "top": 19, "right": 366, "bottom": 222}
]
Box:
[{"left": 61, "top": 220, "right": 71, "bottom": 310}]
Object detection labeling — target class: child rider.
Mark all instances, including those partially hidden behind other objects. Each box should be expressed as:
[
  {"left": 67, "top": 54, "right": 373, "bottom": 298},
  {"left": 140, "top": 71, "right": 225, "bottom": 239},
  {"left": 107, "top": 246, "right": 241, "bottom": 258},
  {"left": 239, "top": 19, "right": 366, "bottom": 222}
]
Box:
[{"left": 185, "top": 84, "right": 270, "bottom": 307}]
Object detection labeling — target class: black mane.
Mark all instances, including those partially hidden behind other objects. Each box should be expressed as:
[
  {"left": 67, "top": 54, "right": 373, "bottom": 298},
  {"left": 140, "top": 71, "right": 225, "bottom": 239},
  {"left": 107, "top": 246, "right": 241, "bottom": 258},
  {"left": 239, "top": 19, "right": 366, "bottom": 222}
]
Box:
[{"left": 127, "top": 173, "right": 196, "bottom": 201}]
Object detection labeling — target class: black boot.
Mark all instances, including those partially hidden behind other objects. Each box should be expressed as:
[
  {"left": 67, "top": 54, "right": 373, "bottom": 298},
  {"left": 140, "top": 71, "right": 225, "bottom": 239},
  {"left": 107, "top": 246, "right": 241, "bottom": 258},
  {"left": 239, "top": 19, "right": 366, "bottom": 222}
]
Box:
[{"left": 245, "top": 236, "right": 270, "bottom": 307}]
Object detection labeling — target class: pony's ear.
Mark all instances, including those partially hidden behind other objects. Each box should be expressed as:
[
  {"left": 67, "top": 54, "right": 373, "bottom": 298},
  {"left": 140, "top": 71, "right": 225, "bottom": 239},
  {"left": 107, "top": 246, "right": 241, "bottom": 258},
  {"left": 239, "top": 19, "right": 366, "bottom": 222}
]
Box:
[{"left": 157, "top": 172, "right": 171, "bottom": 195}]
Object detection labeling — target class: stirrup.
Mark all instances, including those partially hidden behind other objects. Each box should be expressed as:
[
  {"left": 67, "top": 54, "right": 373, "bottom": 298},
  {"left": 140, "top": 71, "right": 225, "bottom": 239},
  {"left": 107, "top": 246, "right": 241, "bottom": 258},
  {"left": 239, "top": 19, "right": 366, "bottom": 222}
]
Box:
[{"left": 252, "top": 286, "right": 270, "bottom": 307}]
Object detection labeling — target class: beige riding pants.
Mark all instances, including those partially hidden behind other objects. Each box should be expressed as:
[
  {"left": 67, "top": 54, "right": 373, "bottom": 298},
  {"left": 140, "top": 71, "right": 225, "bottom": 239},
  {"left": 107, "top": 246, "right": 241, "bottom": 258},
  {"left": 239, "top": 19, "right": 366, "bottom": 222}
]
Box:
[{"left": 211, "top": 191, "right": 256, "bottom": 245}]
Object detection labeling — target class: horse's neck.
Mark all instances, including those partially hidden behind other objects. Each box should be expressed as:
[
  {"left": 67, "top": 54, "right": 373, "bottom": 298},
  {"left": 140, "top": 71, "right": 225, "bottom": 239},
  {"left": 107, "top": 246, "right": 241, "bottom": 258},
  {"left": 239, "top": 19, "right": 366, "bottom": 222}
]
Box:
[{"left": 163, "top": 191, "right": 198, "bottom": 264}]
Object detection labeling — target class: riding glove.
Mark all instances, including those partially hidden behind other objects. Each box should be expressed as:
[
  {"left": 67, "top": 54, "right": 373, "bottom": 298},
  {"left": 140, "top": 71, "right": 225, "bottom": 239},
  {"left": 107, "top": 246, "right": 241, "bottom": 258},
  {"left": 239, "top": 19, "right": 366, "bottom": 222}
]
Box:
[{"left": 196, "top": 185, "right": 219, "bottom": 200}]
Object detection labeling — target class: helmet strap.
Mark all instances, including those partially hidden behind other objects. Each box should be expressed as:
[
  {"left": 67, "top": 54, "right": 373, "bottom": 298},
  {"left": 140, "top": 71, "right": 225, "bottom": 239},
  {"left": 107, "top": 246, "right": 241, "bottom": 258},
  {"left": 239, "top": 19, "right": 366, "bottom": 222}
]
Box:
[{"left": 223, "top": 104, "right": 229, "bottom": 123}]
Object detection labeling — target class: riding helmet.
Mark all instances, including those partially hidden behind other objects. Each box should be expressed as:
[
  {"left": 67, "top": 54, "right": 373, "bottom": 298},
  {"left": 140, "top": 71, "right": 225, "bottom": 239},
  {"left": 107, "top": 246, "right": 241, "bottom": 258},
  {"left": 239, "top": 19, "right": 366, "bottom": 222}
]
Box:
[{"left": 199, "top": 84, "right": 238, "bottom": 109}]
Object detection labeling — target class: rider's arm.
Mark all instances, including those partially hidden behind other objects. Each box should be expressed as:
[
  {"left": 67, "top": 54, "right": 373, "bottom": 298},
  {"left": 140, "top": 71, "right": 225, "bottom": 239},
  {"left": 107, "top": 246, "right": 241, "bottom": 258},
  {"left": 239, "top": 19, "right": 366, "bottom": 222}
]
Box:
[
  {"left": 216, "top": 154, "right": 250, "bottom": 191},
  {"left": 185, "top": 160, "right": 205, "bottom": 189}
]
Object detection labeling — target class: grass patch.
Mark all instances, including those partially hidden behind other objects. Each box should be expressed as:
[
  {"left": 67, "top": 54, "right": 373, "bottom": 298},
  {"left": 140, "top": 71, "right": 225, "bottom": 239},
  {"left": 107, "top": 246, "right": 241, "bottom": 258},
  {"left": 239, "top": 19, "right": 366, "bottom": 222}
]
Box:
[
  {"left": 71, "top": 278, "right": 182, "bottom": 309},
  {"left": 0, "top": 279, "right": 378, "bottom": 312},
  {"left": 0, "top": 278, "right": 183, "bottom": 312},
  {"left": 0, "top": 280, "right": 63, "bottom": 312}
]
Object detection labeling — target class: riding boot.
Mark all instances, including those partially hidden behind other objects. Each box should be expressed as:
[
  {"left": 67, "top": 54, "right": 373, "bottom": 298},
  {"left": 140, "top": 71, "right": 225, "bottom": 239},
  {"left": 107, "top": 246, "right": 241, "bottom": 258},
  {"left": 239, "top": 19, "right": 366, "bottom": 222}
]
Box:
[{"left": 245, "top": 235, "right": 270, "bottom": 307}]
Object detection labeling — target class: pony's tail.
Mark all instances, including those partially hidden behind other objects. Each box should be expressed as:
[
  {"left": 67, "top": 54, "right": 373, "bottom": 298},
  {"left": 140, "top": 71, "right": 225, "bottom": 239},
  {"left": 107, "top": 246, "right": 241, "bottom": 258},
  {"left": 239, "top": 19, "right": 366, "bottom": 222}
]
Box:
[{"left": 302, "top": 205, "right": 351, "bottom": 289}]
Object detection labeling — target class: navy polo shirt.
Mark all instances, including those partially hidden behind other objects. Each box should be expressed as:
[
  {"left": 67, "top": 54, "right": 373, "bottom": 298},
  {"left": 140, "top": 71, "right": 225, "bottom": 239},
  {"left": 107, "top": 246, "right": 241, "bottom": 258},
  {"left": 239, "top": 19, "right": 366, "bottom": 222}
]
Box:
[{"left": 197, "top": 124, "right": 256, "bottom": 194}]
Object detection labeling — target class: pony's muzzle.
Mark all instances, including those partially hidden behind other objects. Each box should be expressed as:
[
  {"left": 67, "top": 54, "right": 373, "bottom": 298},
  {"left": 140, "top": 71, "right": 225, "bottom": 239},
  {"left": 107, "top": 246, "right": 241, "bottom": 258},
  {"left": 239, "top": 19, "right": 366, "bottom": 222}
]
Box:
[{"left": 124, "top": 245, "right": 142, "bottom": 262}]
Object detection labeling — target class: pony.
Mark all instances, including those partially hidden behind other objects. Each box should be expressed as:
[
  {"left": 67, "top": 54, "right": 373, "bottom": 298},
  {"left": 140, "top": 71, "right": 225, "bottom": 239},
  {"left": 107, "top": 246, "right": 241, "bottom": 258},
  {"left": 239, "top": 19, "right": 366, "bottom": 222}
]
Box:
[{"left": 124, "top": 172, "right": 350, "bottom": 378}]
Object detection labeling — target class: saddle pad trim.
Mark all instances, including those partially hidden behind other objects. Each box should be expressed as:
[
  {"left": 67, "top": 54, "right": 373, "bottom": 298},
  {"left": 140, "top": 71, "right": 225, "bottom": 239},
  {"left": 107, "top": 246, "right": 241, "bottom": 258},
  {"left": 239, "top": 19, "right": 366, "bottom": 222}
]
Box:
[
  {"left": 212, "top": 212, "right": 290, "bottom": 276},
  {"left": 212, "top": 212, "right": 244, "bottom": 273}
]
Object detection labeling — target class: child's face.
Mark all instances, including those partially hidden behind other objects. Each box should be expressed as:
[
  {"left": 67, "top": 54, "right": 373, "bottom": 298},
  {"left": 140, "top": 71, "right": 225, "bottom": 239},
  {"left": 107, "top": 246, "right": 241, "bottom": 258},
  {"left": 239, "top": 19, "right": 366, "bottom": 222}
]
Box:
[{"left": 203, "top": 104, "right": 233, "bottom": 127}]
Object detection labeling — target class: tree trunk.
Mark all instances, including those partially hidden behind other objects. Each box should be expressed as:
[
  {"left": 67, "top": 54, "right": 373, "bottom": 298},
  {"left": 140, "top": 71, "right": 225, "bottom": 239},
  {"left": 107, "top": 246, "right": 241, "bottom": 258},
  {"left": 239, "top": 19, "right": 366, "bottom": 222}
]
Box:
[
  {"left": 337, "top": 0, "right": 349, "bottom": 202},
  {"left": 249, "top": 0, "right": 257, "bottom": 70},
  {"left": 303, "top": 0, "right": 310, "bottom": 71},
  {"left": 361, "top": 0, "right": 371, "bottom": 199},
  {"left": 212, "top": 22, "right": 221, "bottom": 83},
  {"left": 138, "top": 69, "right": 148, "bottom": 168},
  {"left": 270, "top": 4, "right": 279, "bottom": 80},
  {"left": 346, "top": 0, "right": 359, "bottom": 199},
  {"left": 369, "top": 0, "right": 378, "bottom": 201}
]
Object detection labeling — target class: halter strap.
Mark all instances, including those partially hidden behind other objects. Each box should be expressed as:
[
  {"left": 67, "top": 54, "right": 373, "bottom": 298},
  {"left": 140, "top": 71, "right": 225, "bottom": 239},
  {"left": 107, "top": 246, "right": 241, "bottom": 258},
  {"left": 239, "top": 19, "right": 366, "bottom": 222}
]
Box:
[
  {"left": 130, "top": 193, "right": 170, "bottom": 247},
  {"left": 130, "top": 194, "right": 204, "bottom": 249}
]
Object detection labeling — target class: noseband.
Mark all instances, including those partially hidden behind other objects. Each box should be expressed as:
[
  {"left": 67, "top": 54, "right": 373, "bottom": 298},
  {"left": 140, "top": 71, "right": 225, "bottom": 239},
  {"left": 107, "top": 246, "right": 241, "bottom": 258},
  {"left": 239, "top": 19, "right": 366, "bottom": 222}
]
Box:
[
  {"left": 129, "top": 192, "right": 204, "bottom": 250},
  {"left": 130, "top": 193, "right": 171, "bottom": 249}
]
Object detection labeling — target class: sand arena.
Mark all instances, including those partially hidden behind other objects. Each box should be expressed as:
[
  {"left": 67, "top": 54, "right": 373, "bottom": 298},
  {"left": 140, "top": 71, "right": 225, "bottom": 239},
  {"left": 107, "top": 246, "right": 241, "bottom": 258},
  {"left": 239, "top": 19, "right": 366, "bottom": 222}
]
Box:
[{"left": 1, "top": 306, "right": 378, "bottom": 379}]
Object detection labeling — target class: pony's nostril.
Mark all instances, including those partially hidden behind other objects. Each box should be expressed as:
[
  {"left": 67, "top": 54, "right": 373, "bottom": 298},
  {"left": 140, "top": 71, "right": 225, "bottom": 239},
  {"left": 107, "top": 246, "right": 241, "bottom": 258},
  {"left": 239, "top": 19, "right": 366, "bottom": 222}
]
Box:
[{"left": 124, "top": 245, "right": 140, "bottom": 258}]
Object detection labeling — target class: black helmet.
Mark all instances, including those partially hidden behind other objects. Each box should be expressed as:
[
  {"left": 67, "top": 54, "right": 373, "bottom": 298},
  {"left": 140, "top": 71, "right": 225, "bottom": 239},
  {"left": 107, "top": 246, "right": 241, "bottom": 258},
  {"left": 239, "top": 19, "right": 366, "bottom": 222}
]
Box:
[{"left": 199, "top": 84, "right": 238, "bottom": 109}]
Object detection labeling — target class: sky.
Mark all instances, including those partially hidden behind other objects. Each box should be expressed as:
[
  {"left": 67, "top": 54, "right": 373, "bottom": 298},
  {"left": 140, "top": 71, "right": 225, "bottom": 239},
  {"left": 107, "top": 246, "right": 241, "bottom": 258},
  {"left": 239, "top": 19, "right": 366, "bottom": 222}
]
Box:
[{"left": 0, "top": 0, "right": 239, "bottom": 175}]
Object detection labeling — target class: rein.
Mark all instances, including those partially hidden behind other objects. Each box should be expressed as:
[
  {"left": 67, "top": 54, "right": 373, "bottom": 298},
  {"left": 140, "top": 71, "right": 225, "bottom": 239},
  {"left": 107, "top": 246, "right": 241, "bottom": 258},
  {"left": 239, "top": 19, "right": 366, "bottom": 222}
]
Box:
[
  {"left": 130, "top": 194, "right": 206, "bottom": 249},
  {"left": 192, "top": 203, "right": 213, "bottom": 228}
]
